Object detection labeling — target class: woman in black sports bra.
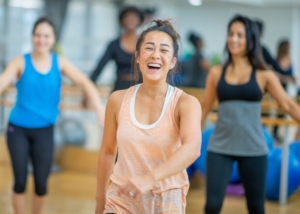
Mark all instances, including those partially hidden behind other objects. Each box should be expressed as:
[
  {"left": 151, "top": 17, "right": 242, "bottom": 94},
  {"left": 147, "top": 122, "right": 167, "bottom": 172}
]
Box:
[
  {"left": 90, "top": 6, "right": 144, "bottom": 92},
  {"left": 201, "top": 15, "right": 300, "bottom": 214}
]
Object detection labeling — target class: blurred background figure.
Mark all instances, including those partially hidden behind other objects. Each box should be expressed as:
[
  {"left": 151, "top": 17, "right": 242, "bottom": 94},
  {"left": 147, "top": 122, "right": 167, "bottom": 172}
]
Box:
[
  {"left": 183, "top": 32, "right": 210, "bottom": 88},
  {"left": 255, "top": 20, "right": 296, "bottom": 141},
  {"left": 274, "top": 39, "right": 296, "bottom": 140},
  {"left": 254, "top": 20, "right": 287, "bottom": 75},
  {"left": 276, "top": 39, "right": 295, "bottom": 88},
  {"left": 89, "top": 5, "right": 144, "bottom": 92}
]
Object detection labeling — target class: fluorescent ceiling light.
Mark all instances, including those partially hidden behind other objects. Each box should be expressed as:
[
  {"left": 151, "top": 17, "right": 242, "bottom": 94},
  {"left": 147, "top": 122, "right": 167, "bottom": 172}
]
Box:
[{"left": 189, "top": 0, "right": 202, "bottom": 6}]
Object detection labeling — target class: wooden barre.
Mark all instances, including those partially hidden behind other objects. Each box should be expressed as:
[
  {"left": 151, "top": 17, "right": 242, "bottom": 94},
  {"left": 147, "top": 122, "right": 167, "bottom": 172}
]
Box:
[
  {"left": 1, "top": 85, "right": 112, "bottom": 97},
  {"left": 0, "top": 99, "right": 284, "bottom": 109},
  {"left": 0, "top": 100, "right": 95, "bottom": 111},
  {"left": 0, "top": 86, "right": 297, "bottom": 112},
  {"left": 207, "top": 113, "right": 298, "bottom": 126},
  {"left": 0, "top": 101, "right": 297, "bottom": 125},
  {"left": 1, "top": 86, "right": 297, "bottom": 107}
]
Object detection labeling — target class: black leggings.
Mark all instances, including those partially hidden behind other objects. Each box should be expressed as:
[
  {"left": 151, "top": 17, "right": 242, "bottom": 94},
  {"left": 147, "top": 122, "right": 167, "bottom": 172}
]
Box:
[
  {"left": 205, "top": 152, "right": 267, "bottom": 214},
  {"left": 6, "top": 122, "right": 54, "bottom": 196}
]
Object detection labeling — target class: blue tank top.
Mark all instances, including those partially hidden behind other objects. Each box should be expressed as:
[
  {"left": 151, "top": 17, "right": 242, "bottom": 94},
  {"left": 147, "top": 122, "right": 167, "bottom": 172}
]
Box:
[{"left": 9, "top": 53, "right": 61, "bottom": 128}]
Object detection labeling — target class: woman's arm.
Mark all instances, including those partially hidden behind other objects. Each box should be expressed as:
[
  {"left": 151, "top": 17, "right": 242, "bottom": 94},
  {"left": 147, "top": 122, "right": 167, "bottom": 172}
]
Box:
[
  {"left": 90, "top": 41, "right": 115, "bottom": 82},
  {"left": 0, "top": 56, "right": 23, "bottom": 95},
  {"left": 82, "top": 41, "right": 115, "bottom": 107},
  {"left": 151, "top": 94, "right": 202, "bottom": 180},
  {"left": 95, "top": 91, "right": 123, "bottom": 214},
  {"left": 60, "top": 57, "right": 105, "bottom": 124},
  {"left": 200, "top": 66, "right": 220, "bottom": 125},
  {"left": 265, "top": 70, "right": 300, "bottom": 122},
  {"left": 118, "top": 94, "right": 202, "bottom": 198}
]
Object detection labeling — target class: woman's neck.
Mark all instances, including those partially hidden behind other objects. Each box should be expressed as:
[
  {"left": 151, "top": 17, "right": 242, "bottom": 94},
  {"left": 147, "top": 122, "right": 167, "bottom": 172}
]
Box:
[
  {"left": 230, "top": 55, "right": 251, "bottom": 71},
  {"left": 139, "top": 81, "right": 169, "bottom": 98},
  {"left": 123, "top": 29, "right": 137, "bottom": 38},
  {"left": 31, "top": 50, "right": 51, "bottom": 59}
]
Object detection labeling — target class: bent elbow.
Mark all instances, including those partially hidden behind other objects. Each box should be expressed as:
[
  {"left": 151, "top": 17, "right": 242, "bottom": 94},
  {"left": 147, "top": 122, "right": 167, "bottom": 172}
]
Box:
[
  {"left": 281, "top": 103, "right": 290, "bottom": 113},
  {"left": 191, "top": 146, "right": 201, "bottom": 162},
  {"left": 280, "top": 99, "right": 296, "bottom": 113},
  {"left": 195, "top": 150, "right": 201, "bottom": 160}
]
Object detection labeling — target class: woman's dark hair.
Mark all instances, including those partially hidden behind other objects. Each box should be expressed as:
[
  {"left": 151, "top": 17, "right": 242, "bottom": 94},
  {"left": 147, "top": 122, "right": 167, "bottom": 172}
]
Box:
[
  {"left": 277, "top": 39, "right": 290, "bottom": 60},
  {"left": 224, "top": 15, "right": 268, "bottom": 70},
  {"left": 132, "top": 20, "right": 181, "bottom": 85},
  {"left": 188, "top": 32, "right": 202, "bottom": 49},
  {"left": 32, "top": 16, "right": 56, "bottom": 38},
  {"left": 119, "top": 6, "right": 144, "bottom": 26},
  {"left": 254, "top": 20, "right": 264, "bottom": 36}
]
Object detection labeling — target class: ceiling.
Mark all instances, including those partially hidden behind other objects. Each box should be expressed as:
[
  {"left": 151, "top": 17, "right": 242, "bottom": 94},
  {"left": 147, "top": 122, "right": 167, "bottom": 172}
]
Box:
[
  {"left": 218, "top": 0, "right": 300, "bottom": 6},
  {"left": 134, "top": 0, "right": 300, "bottom": 6},
  {"left": 3, "top": 0, "right": 300, "bottom": 7}
]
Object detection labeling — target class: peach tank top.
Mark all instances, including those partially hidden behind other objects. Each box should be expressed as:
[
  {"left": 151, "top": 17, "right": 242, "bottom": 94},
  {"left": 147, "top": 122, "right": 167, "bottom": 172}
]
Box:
[{"left": 110, "top": 84, "right": 189, "bottom": 193}]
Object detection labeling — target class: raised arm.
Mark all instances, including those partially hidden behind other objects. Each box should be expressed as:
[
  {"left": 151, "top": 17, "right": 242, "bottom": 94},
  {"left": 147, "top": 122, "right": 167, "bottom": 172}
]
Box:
[
  {"left": 95, "top": 91, "right": 123, "bottom": 214},
  {"left": 0, "top": 56, "right": 23, "bottom": 95},
  {"left": 201, "top": 66, "right": 220, "bottom": 125},
  {"left": 90, "top": 41, "right": 115, "bottom": 82},
  {"left": 60, "top": 57, "right": 105, "bottom": 125},
  {"left": 265, "top": 70, "right": 300, "bottom": 122}
]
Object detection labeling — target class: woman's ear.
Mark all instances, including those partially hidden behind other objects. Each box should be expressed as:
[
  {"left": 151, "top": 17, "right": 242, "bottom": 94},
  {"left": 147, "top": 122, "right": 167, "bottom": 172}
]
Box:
[
  {"left": 135, "top": 52, "right": 139, "bottom": 63},
  {"left": 170, "top": 57, "right": 177, "bottom": 70}
]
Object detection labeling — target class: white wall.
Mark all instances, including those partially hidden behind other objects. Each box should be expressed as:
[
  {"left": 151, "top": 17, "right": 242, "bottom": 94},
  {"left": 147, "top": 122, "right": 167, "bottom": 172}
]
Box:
[
  {"left": 153, "top": 2, "right": 293, "bottom": 61},
  {"left": 53, "top": 1, "right": 300, "bottom": 85},
  {"left": 61, "top": 1, "right": 119, "bottom": 84}
]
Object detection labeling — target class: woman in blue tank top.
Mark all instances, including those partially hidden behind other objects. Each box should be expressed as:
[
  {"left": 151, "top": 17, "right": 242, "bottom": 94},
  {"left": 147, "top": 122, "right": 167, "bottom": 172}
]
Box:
[
  {"left": 0, "top": 17, "right": 105, "bottom": 214},
  {"left": 201, "top": 15, "right": 300, "bottom": 214}
]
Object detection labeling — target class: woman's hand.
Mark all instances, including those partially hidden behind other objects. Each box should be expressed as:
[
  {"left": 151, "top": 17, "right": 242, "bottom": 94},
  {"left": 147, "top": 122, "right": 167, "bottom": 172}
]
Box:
[{"left": 118, "top": 174, "right": 156, "bottom": 198}]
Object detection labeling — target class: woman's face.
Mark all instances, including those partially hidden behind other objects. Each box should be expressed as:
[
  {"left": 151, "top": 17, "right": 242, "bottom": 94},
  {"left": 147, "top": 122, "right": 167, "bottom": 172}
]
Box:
[
  {"left": 197, "top": 40, "right": 204, "bottom": 51},
  {"left": 227, "top": 21, "right": 247, "bottom": 56},
  {"left": 136, "top": 31, "right": 177, "bottom": 83},
  {"left": 32, "top": 22, "right": 55, "bottom": 53},
  {"left": 121, "top": 12, "right": 141, "bottom": 31}
]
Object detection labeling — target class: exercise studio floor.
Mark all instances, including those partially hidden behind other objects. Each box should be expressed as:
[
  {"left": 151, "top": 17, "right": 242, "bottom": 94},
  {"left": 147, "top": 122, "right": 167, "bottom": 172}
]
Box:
[{"left": 0, "top": 137, "right": 299, "bottom": 214}]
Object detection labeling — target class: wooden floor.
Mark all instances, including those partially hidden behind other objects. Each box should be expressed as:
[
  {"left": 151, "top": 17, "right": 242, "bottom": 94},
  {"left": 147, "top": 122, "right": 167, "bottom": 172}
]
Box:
[{"left": 1, "top": 137, "right": 300, "bottom": 214}]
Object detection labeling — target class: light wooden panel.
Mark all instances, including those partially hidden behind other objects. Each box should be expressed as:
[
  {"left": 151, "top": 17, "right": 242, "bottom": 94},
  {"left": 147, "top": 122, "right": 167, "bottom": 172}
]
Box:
[
  {"left": 0, "top": 165, "right": 299, "bottom": 214},
  {"left": 56, "top": 146, "right": 99, "bottom": 174},
  {"left": 0, "top": 136, "right": 10, "bottom": 166},
  {"left": 0, "top": 137, "right": 300, "bottom": 214}
]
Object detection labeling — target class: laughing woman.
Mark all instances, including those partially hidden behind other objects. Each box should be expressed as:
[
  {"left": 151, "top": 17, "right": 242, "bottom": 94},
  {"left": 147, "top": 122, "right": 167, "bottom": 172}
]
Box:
[{"left": 95, "top": 20, "right": 201, "bottom": 214}]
